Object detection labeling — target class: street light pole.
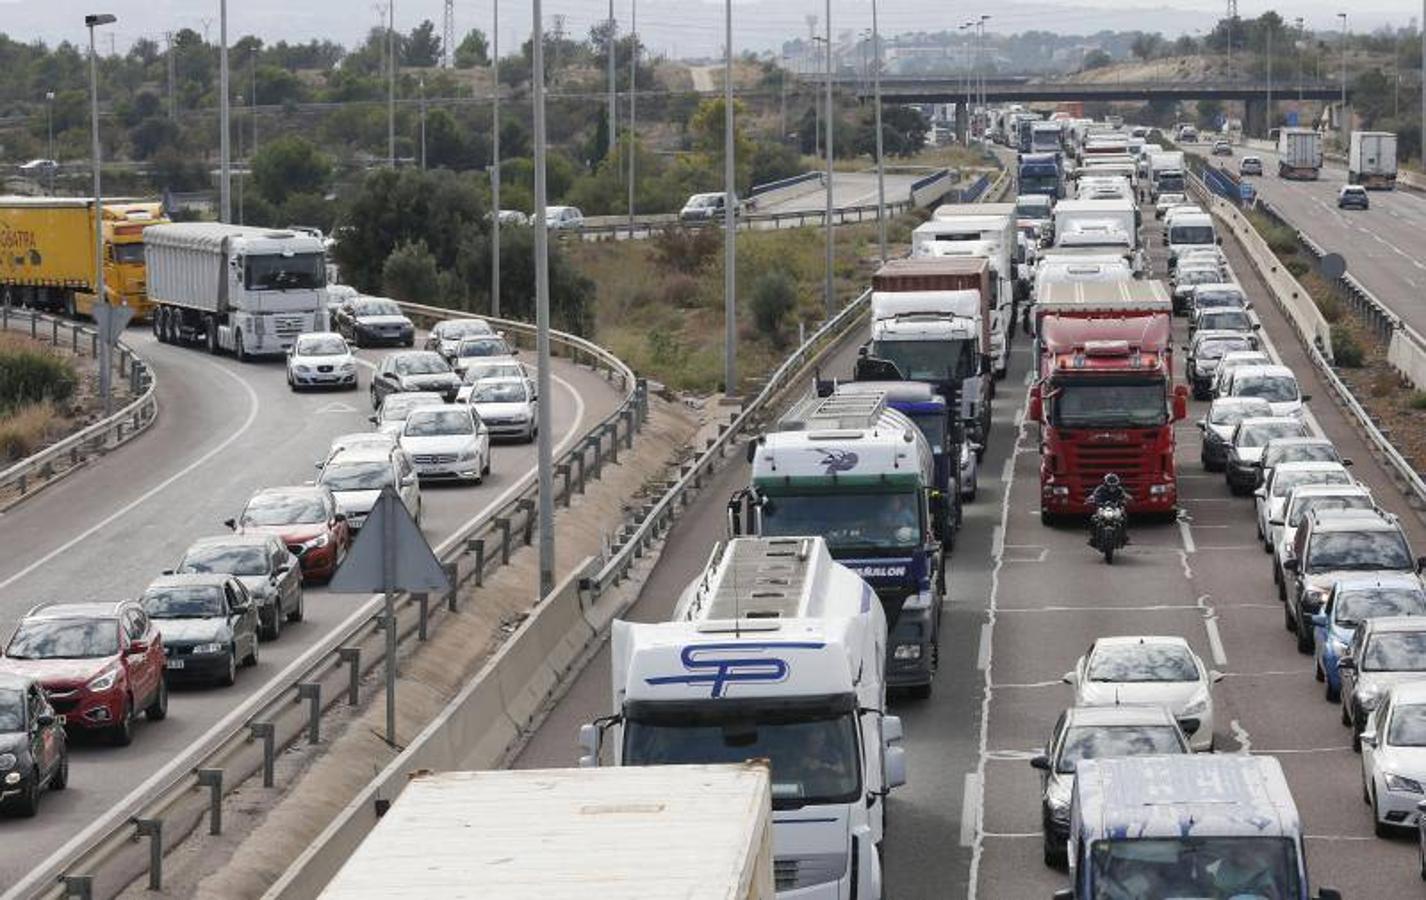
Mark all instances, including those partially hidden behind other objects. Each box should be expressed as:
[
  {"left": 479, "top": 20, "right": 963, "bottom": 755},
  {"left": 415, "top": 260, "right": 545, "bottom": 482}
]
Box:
[
  {"left": 532, "top": 0, "right": 555, "bottom": 597},
  {"left": 979, "top": 16, "right": 991, "bottom": 114},
  {"left": 388, "top": 0, "right": 397, "bottom": 168},
  {"left": 607, "top": 0, "right": 616, "bottom": 158},
  {"left": 45, "top": 91, "right": 55, "bottom": 196},
  {"left": 628, "top": 0, "right": 637, "bottom": 224},
  {"left": 419, "top": 76, "right": 427, "bottom": 170},
  {"left": 1337, "top": 12, "right": 1347, "bottom": 148},
  {"left": 491, "top": 0, "right": 500, "bottom": 316},
  {"left": 872, "top": 0, "right": 886, "bottom": 263},
  {"left": 85, "top": 12, "right": 116, "bottom": 416},
  {"left": 1266, "top": 25, "right": 1272, "bottom": 135},
  {"left": 724, "top": 0, "right": 736, "bottom": 394},
  {"left": 823, "top": 0, "right": 834, "bottom": 317},
  {"left": 219, "top": 0, "right": 231, "bottom": 223},
  {"left": 1295, "top": 17, "right": 1304, "bottom": 104}
]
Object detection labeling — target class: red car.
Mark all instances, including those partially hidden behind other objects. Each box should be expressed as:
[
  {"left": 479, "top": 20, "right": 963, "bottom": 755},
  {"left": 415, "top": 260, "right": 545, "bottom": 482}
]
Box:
[
  {"left": 0, "top": 600, "right": 168, "bottom": 746},
  {"left": 227, "top": 485, "right": 351, "bottom": 582}
]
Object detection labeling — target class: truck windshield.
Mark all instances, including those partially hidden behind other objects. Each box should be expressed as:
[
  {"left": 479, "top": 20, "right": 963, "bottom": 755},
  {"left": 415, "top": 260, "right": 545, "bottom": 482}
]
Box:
[
  {"left": 624, "top": 708, "right": 861, "bottom": 808},
  {"left": 112, "top": 243, "right": 145, "bottom": 264},
  {"left": 1019, "top": 174, "right": 1060, "bottom": 195},
  {"left": 1156, "top": 174, "right": 1186, "bottom": 192},
  {"left": 908, "top": 413, "right": 947, "bottom": 450},
  {"left": 1169, "top": 225, "right": 1216, "bottom": 245},
  {"left": 1088, "top": 837, "right": 1301, "bottom": 900},
  {"left": 761, "top": 491, "right": 923, "bottom": 552},
  {"left": 245, "top": 252, "right": 326, "bottom": 290},
  {"left": 868, "top": 339, "right": 973, "bottom": 382},
  {"left": 1050, "top": 380, "right": 1167, "bottom": 429}
]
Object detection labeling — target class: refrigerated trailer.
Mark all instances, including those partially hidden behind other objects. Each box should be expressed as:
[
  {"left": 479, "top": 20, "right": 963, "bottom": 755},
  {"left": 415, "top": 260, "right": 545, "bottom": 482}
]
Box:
[{"left": 1349, "top": 131, "right": 1398, "bottom": 190}]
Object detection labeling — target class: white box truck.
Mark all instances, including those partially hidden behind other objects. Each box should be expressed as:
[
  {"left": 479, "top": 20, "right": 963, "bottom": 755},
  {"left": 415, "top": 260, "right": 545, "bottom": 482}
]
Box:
[
  {"left": 580, "top": 536, "right": 907, "bottom": 900},
  {"left": 1349, "top": 131, "right": 1398, "bottom": 190},
  {"left": 144, "top": 222, "right": 329, "bottom": 360},
  {"left": 319, "top": 765, "right": 776, "bottom": 900},
  {"left": 1276, "top": 128, "right": 1324, "bottom": 180}
]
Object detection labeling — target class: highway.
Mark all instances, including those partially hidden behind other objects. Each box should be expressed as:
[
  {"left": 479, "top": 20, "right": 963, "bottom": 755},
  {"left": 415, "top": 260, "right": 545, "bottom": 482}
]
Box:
[
  {"left": 512, "top": 178, "right": 1426, "bottom": 897},
  {"left": 1213, "top": 142, "right": 1426, "bottom": 331},
  {"left": 0, "top": 328, "right": 624, "bottom": 885}
]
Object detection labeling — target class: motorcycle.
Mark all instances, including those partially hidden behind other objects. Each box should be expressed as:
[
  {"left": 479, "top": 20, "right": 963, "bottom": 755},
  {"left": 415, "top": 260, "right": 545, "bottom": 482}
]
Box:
[{"left": 1089, "top": 502, "right": 1129, "bottom": 564}]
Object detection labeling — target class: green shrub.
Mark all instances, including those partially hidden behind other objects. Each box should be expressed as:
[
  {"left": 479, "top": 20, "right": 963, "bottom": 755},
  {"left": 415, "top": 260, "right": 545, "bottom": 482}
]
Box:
[
  {"left": 1410, "top": 392, "right": 1426, "bottom": 411},
  {"left": 1314, "top": 292, "right": 1344, "bottom": 322},
  {"left": 750, "top": 270, "right": 797, "bottom": 349},
  {"left": 0, "top": 337, "right": 76, "bottom": 413},
  {"left": 1285, "top": 259, "right": 1309, "bottom": 278},
  {"left": 1331, "top": 329, "right": 1364, "bottom": 368},
  {"left": 381, "top": 240, "right": 440, "bottom": 303},
  {"left": 651, "top": 227, "right": 722, "bottom": 276},
  {"left": 660, "top": 272, "right": 704, "bottom": 309}
]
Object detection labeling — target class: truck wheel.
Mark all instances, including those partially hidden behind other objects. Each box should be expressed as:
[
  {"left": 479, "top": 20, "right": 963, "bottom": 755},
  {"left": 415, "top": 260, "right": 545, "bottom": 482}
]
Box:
[
  {"left": 205, "top": 317, "right": 219, "bottom": 354},
  {"left": 235, "top": 331, "right": 249, "bottom": 362}
]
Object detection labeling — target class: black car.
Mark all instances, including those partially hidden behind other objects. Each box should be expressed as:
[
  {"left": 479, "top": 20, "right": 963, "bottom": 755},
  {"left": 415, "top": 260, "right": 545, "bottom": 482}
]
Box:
[
  {"left": 140, "top": 574, "right": 260, "bottom": 686},
  {"left": 0, "top": 672, "right": 68, "bottom": 817},
  {"left": 1338, "top": 186, "right": 1370, "bottom": 210},
  {"left": 333, "top": 296, "right": 416, "bottom": 348},
  {"left": 1184, "top": 331, "right": 1255, "bottom": 400},
  {"left": 370, "top": 351, "right": 462, "bottom": 408}
]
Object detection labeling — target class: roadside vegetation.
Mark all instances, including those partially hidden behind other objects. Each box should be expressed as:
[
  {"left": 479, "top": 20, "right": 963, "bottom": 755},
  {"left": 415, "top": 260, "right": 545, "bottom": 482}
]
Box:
[{"left": 0, "top": 334, "right": 78, "bottom": 461}]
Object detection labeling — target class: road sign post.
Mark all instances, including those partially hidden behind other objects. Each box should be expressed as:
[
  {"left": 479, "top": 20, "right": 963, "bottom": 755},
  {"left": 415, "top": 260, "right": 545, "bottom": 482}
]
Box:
[{"left": 328, "top": 486, "right": 450, "bottom": 745}]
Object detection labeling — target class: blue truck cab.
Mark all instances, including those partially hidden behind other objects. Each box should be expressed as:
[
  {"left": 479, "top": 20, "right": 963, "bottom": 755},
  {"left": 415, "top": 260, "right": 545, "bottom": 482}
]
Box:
[
  {"left": 1018, "top": 152, "right": 1064, "bottom": 200},
  {"left": 1057, "top": 755, "right": 1341, "bottom": 900}
]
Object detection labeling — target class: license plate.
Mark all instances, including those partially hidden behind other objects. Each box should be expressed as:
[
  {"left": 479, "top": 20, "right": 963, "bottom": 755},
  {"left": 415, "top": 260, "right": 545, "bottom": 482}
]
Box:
[{"left": 166, "top": 660, "right": 184, "bottom": 670}]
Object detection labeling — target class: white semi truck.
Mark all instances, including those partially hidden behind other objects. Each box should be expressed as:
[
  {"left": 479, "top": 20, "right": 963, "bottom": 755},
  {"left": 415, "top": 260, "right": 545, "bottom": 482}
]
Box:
[
  {"left": 1349, "top": 131, "right": 1398, "bottom": 190},
  {"left": 1277, "top": 128, "right": 1324, "bottom": 180},
  {"left": 580, "top": 536, "right": 907, "bottom": 900},
  {"left": 318, "top": 766, "right": 776, "bottom": 899},
  {"left": 144, "top": 222, "right": 329, "bottom": 360}
]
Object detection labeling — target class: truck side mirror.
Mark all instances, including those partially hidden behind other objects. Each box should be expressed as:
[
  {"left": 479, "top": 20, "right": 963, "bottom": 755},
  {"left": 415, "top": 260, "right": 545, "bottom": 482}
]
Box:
[
  {"left": 1053, "top": 890, "right": 1075, "bottom": 900},
  {"left": 1028, "top": 384, "right": 1044, "bottom": 424},
  {"left": 1172, "top": 385, "right": 1188, "bottom": 422},
  {"left": 577, "top": 724, "right": 600, "bottom": 767},
  {"left": 883, "top": 744, "right": 908, "bottom": 790},
  {"left": 883, "top": 715, "right": 904, "bottom": 744},
  {"left": 746, "top": 440, "right": 758, "bottom": 464},
  {"left": 1316, "top": 889, "right": 1343, "bottom": 900},
  {"left": 980, "top": 354, "right": 992, "bottom": 376}
]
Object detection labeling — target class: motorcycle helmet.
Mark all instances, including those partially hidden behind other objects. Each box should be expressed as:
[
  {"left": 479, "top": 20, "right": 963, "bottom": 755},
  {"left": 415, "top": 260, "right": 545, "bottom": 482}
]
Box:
[{"left": 1103, "top": 473, "right": 1121, "bottom": 488}]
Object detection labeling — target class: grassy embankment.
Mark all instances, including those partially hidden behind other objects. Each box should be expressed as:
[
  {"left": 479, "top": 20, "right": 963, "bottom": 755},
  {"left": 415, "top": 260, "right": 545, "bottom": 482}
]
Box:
[{"left": 0, "top": 334, "right": 79, "bottom": 461}]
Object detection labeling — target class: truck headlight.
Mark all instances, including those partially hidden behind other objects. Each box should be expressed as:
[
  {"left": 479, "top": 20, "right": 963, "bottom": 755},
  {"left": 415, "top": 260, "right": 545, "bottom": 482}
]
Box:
[
  {"left": 1386, "top": 774, "right": 1425, "bottom": 794},
  {"left": 1149, "top": 484, "right": 1171, "bottom": 496},
  {"left": 893, "top": 644, "right": 922, "bottom": 660},
  {"left": 193, "top": 643, "right": 226, "bottom": 655}
]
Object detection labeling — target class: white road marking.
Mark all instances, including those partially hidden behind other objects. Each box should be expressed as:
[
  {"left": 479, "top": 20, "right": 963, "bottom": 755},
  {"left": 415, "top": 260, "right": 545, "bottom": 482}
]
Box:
[
  {"left": 959, "top": 773, "right": 980, "bottom": 848},
  {"left": 1229, "top": 719, "right": 1253, "bottom": 752},
  {"left": 997, "top": 603, "right": 1202, "bottom": 614},
  {"left": 1203, "top": 616, "right": 1228, "bottom": 667},
  {"left": 1254, "top": 746, "right": 1352, "bottom": 755},
  {"left": 314, "top": 400, "right": 359, "bottom": 414},
  {"left": 1178, "top": 517, "right": 1197, "bottom": 554},
  {"left": 976, "top": 624, "right": 992, "bottom": 671}
]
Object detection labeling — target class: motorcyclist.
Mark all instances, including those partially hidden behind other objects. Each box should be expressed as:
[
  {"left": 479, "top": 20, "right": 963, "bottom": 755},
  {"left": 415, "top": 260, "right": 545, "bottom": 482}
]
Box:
[{"left": 1089, "top": 473, "right": 1130, "bottom": 509}]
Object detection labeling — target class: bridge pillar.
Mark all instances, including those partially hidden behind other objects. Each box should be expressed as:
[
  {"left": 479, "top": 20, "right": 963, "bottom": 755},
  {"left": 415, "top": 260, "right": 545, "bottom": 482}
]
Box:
[
  {"left": 1243, "top": 97, "right": 1268, "bottom": 139},
  {"left": 955, "top": 103, "right": 969, "bottom": 146}
]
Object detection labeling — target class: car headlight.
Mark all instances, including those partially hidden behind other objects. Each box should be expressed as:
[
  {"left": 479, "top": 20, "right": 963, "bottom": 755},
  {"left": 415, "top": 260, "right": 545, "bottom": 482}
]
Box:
[
  {"left": 0, "top": 753, "right": 16, "bottom": 771},
  {"left": 193, "top": 642, "right": 226, "bottom": 655},
  {"left": 294, "top": 364, "right": 311, "bottom": 374},
  {"left": 1359, "top": 685, "right": 1385, "bottom": 710},
  {"left": 302, "top": 533, "right": 330, "bottom": 550},
  {"left": 1045, "top": 778, "right": 1072, "bottom": 817},
  {"left": 1180, "top": 693, "right": 1210, "bottom": 717},
  {"left": 458, "top": 448, "right": 479, "bottom": 462},
  {"left": 1386, "top": 774, "right": 1425, "bottom": 794},
  {"left": 1304, "top": 588, "right": 1328, "bottom": 610},
  {"left": 87, "top": 668, "right": 120, "bottom": 693},
  {"left": 893, "top": 644, "right": 922, "bottom": 660},
  {"left": 341, "top": 362, "right": 356, "bottom": 372}
]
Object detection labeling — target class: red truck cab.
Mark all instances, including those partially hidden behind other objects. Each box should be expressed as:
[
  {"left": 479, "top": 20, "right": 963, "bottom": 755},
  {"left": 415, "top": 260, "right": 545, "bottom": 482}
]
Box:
[{"left": 1029, "top": 281, "right": 1188, "bottom": 522}]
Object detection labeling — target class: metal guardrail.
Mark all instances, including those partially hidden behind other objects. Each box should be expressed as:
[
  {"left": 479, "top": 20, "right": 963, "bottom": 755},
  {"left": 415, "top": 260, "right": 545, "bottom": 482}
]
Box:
[
  {"left": 573, "top": 198, "right": 921, "bottom": 241},
  {"left": 7, "top": 305, "right": 644, "bottom": 900},
  {"left": 0, "top": 306, "right": 156, "bottom": 504},
  {"left": 748, "top": 171, "right": 823, "bottom": 197}
]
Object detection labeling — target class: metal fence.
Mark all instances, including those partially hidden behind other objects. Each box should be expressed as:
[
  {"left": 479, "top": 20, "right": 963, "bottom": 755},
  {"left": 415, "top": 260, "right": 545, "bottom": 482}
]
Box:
[
  {"left": 7, "top": 304, "right": 645, "bottom": 900},
  {"left": 0, "top": 306, "right": 156, "bottom": 504}
]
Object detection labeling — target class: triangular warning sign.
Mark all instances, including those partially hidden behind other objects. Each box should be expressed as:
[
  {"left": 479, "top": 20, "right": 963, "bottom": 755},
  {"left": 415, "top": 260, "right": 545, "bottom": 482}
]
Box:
[{"left": 328, "top": 487, "right": 451, "bottom": 594}]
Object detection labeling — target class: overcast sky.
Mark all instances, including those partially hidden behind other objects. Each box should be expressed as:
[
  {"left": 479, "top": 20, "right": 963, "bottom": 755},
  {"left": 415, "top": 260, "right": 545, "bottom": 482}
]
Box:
[{"left": 6, "top": 0, "right": 1421, "bottom": 60}]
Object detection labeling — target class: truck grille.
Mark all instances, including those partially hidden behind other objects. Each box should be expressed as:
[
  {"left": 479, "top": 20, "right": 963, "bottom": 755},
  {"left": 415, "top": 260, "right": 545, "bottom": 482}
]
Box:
[
  {"left": 773, "top": 853, "right": 847, "bottom": 891},
  {"left": 1065, "top": 434, "right": 1155, "bottom": 495},
  {"left": 274, "top": 315, "right": 307, "bottom": 338}
]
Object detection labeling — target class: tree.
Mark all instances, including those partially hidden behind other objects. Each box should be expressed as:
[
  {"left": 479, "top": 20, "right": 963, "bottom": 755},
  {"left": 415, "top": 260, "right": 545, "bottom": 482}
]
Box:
[
  {"left": 750, "top": 270, "right": 796, "bottom": 349},
  {"left": 1196, "top": 98, "right": 1225, "bottom": 130},
  {"left": 853, "top": 106, "right": 929, "bottom": 158},
  {"left": 1130, "top": 33, "right": 1163, "bottom": 61},
  {"left": 382, "top": 240, "right": 440, "bottom": 302},
  {"left": 251, "top": 135, "right": 332, "bottom": 206},
  {"left": 1082, "top": 50, "right": 1113, "bottom": 71},
  {"left": 424, "top": 108, "right": 471, "bottom": 170},
  {"left": 454, "top": 29, "right": 489, "bottom": 68},
  {"left": 406, "top": 20, "right": 442, "bottom": 67}
]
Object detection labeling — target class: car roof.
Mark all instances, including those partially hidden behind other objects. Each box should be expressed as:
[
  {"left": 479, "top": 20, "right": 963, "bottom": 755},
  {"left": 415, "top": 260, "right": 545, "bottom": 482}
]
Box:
[
  {"left": 26, "top": 600, "right": 128, "bottom": 620},
  {"left": 296, "top": 331, "right": 344, "bottom": 342},
  {"left": 1289, "top": 483, "right": 1371, "bottom": 502},
  {"left": 1308, "top": 509, "right": 1401, "bottom": 532},
  {"left": 327, "top": 446, "right": 398, "bottom": 464},
  {"left": 1064, "top": 704, "right": 1181, "bottom": 727},
  {"left": 1191, "top": 282, "right": 1243, "bottom": 294},
  {"left": 390, "top": 350, "right": 442, "bottom": 362},
  {"left": 436, "top": 318, "right": 489, "bottom": 330},
  {"left": 1386, "top": 682, "right": 1426, "bottom": 708},
  {"left": 250, "top": 484, "right": 326, "bottom": 500},
  {"left": 1362, "top": 615, "right": 1426, "bottom": 635},
  {"left": 1231, "top": 364, "right": 1295, "bottom": 379},
  {"left": 143, "top": 572, "right": 234, "bottom": 590},
  {"left": 1265, "top": 436, "right": 1333, "bottom": 448},
  {"left": 1193, "top": 329, "right": 1253, "bottom": 345},
  {"left": 331, "top": 431, "right": 397, "bottom": 448},
  {"left": 1333, "top": 572, "right": 1423, "bottom": 593},
  {"left": 1340, "top": 185, "right": 1367, "bottom": 193},
  {"left": 1220, "top": 351, "right": 1269, "bottom": 363},
  {"left": 406, "top": 404, "right": 471, "bottom": 419},
  {"left": 472, "top": 376, "right": 527, "bottom": 388},
  {"left": 1271, "top": 460, "right": 1347, "bottom": 474},
  {"left": 1211, "top": 396, "right": 1271, "bottom": 410},
  {"left": 1242, "top": 155, "right": 1262, "bottom": 161}
]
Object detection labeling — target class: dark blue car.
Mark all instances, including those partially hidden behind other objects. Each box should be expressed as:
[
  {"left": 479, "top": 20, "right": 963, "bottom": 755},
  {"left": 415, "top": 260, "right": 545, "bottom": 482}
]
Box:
[{"left": 1312, "top": 573, "right": 1426, "bottom": 701}]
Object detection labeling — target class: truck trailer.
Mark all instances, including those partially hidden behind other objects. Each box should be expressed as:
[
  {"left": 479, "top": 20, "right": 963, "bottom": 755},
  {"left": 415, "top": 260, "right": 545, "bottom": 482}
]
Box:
[
  {"left": 319, "top": 765, "right": 776, "bottom": 900},
  {"left": 1029, "top": 280, "right": 1187, "bottom": 522},
  {"left": 1349, "top": 131, "right": 1398, "bottom": 190},
  {"left": 1277, "top": 129, "right": 1324, "bottom": 180},
  {"left": 0, "top": 197, "right": 167, "bottom": 321},
  {"left": 144, "top": 222, "right": 328, "bottom": 359}
]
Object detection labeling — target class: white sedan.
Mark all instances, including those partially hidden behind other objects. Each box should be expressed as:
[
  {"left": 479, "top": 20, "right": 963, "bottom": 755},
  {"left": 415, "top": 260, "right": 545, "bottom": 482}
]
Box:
[
  {"left": 1362, "top": 680, "right": 1426, "bottom": 835},
  {"left": 399, "top": 406, "right": 490, "bottom": 483},
  {"left": 1254, "top": 461, "right": 1353, "bottom": 551},
  {"left": 286, "top": 332, "right": 358, "bottom": 391},
  {"left": 1064, "top": 635, "right": 1222, "bottom": 752},
  {"left": 468, "top": 377, "right": 538, "bottom": 442}
]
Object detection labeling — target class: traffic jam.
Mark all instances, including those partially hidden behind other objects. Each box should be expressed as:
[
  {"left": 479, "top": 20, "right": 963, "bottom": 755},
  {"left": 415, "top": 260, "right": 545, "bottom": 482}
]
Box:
[{"left": 0, "top": 288, "right": 537, "bottom": 817}]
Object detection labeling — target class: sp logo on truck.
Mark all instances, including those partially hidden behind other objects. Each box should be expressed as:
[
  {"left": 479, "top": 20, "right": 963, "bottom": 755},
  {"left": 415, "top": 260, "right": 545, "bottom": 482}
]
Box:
[
  {"left": 810, "top": 448, "right": 859, "bottom": 475},
  {"left": 646, "top": 642, "right": 825, "bottom": 698}
]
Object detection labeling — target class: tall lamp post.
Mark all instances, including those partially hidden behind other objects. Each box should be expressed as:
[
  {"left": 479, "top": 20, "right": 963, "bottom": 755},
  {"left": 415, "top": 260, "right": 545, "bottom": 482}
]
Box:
[
  {"left": 219, "top": 0, "right": 230, "bottom": 223},
  {"left": 628, "top": 0, "right": 637, "bottom": 225},
  {"left": 1337, "top": 12, "right": 1347, "bottom": 148},
  {"left": 871, "top": 0, "right": 886, "bottom": 263},
  {"left": 978, "top": 15, "right": 991, "bottom": 115},
  {"left": 490, "top": 0, "right": 500, "bottom": 316},
  {"left": 1294, "top": 17, "right": 1304, "bottom": 104},
  {"left": 823, "top": 0, "right": 834, "bottom": 317},
  {"left": 45, "top": 91, "right": 55, "bottom": 196},
  {"left": 532, "top": 0, "right": 554, "bottom": 597},
  {"left": 85, "top": 12, "right": 116, "bottom": 416},
  {"left": 724, "top": 0, "right": 736, "bottom": 393}
]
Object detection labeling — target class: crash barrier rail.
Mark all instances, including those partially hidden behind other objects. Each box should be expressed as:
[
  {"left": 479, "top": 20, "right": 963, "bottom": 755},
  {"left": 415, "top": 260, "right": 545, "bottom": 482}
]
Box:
[
  {"left": 748, "top": 170, "right": 824, "bottom": 197},
  {"left": 574, "top": 197, "right": 920, "bottom": 241},
  {"left": 264, "top": 286, "right": 876, "bottom": 898},
  {"left": 956, "top": 174, "right": 992, "bottom": 203},
  {"left": 7, "top": 306, "right": 644, "bottom": 900},
  {"left": 0, "top": 305, "right": 156, "bottom": 506},
  {"left": 1189, "top": 172, "right": 1426, "bottom": 510}
]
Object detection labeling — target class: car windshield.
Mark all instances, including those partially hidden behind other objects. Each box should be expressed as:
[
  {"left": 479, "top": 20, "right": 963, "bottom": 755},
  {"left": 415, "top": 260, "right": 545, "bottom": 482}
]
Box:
[
  {"left": 354, "top": 299, "right": 402, "bottom": 317},
  {"left": 1056, "top": 725, "right": 1186, "bottom": 774},
  {"left": 1307, "top": 530, "right": 1414, "bottom": 572},
  {"left": 1051, "top": 380, "right": 1167, "bottom": 429},
  {"left": 472, "top": 382, "right": 529, "bottom": 403},
  {"left": 1264, "top": 444, "right": 1337, "bottom": 469},
  {"left": 1170, "top": 225, "right": 1216, "bottom": 245},
  {"left": 1195, "top": 291, "right": 1245, "bottom": 310},
  {"left": 1198, "top": 337, "right": 1252, "bottom": 360},
  {"left": 320, "top": 461, "right": 392, "bottom": 492},
  {"left": 243, "top": 491, "right": 326, "bottom": 526},
  {"left": 1016, "top": 198, "right": 1052, "bottom": 217},
  {"left": 761, "top": 491, "right": 923, "bottom": 552},
  {"left": 142, "top": 585, "right": 226, "bottom": 619},
  {"left": 624, "top": 709, "right": 860, "bottom": 808},
  {"left": 244, "top": 252, "right": 325, "bottom": 290},
  {"left": 1288, "top": 494, "right": 1373, "bottom": 528},
  {"left": 1271, "top": 469, "right": 1350, "bottom": 499},
  {"left": 1086, "top": 644, "right": 1199, "bottom": 682},
  {"left": 5, "top": 618, "right": 118, "bottom": 660},
  {"left": 1363, "top": 631, "right": 1426, "bottom": 671},
  {"left": 458, "top": 340, "right": 507, "bottom": 358},
  {"left": 113, "top": 242, "right": 145, "bottom": 264},
  {"left": 1389, "top": 704, "right": 1426, "bottom": 747},
  {"left": 380, "top": 396, "right": 444, "bottom": 421},
  {"left": 1200, "top": 311, "right": 1251, "bottom": 331},
  {"left": 867, "top": 339, "right": 974, "bottom": 382},
  {"left": 405, "top": 409, "right": 474, "bottom": 436},
  {"left": 1334, "top": 588, "right": 1426, "bottom": 628},
  {"left": 438, "top": 321, "right": 491, "bottom": 340},
  {"left": 1181, "top": 269, "right": 1223, "bottom": 285},
  {"left": 179, "top": 544, "right": 270, "bottom": 577},
  {"left": 296, "top": 335, "right": 347, "bottom": 356},
  {"left": 1088, "top": 837, "right": 1300, "bottom": 900},
  {"left": 393, "top": 354, "right": 449, "bottom": 376},
  {"left": 0, "top": 689, "right": 21, "bottom": 732},
  {"left": 1233, "top": 374, "right": 1297, "bottom": 402},
  {"left": 1237, "top": 422, "right": 1305, "bottom": 448},
  {"left": 1209, "top": 402, "right": 1270, "bottom": 426},
  {"left": 463, "top": 364, "right": 521, "bottom": 385}
]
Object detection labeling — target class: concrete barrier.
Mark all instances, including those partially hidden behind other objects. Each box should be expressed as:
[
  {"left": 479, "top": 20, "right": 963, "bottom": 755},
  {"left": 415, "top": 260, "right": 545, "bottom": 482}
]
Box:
[
  {"left": 748, "top": 172, "right": 827, "bottom": 210},
  {"left": 910, "top": 168, "right": 953, "bottom": 207}
]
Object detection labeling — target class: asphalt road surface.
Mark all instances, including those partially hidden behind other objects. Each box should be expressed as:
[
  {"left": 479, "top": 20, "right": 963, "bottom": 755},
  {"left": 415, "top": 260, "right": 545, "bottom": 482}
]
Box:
[{"left": 0, "top": 328, "right": 623, "bottom": 885}]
